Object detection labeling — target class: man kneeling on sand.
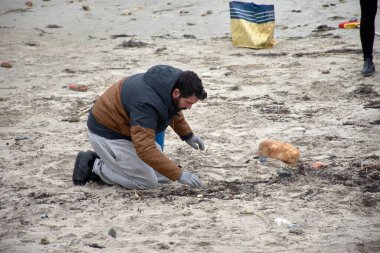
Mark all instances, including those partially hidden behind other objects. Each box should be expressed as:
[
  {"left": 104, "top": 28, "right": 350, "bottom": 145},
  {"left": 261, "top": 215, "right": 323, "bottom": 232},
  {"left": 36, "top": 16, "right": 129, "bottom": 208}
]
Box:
[{"left": 72, "top": 65, "right": 207, "bottom": 189}]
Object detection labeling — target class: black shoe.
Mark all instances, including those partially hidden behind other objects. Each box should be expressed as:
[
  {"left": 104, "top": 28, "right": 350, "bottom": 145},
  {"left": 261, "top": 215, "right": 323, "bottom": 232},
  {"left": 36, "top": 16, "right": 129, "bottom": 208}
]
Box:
[
  {"left": 361, "top": 58, "right": 375, "bottom": 77},
  {"left": 72, "top": 150, "right": 99, "bottom": 186},
  {"left": 88, "top": 171, "right": 102, "bottom": 183}
]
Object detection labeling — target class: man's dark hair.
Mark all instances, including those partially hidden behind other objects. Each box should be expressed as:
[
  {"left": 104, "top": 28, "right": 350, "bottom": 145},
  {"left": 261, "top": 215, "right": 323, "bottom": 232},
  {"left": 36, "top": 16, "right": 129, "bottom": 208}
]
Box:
[{"left": 174, "top": 71, "right": 207, "bottom": 100}]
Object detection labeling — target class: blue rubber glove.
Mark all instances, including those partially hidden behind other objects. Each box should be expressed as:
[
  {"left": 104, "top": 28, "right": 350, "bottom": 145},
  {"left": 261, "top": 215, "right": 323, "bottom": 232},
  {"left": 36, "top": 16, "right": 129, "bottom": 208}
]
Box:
[
  {"left": 178, "top": 171, "right": 202, "bottom": 188},
  {"left": 185, "top": 135, "right": 205, "bottom": 150}
]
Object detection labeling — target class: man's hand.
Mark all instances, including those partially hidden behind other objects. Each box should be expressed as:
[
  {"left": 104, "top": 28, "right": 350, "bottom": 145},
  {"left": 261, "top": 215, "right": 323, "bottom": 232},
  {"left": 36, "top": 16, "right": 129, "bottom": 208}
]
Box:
[
  {"left": 185, "top": 135, "right": 205, "bottom": 150},
  {"left": 178, "top": 171, "right": 202, "bottom": 188}
]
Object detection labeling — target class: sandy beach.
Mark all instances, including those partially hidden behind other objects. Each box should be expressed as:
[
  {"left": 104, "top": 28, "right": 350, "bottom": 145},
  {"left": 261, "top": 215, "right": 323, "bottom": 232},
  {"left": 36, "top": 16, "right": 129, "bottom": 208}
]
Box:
[{"left": 0, "top": 0, "right": 379, "bottom": 252}]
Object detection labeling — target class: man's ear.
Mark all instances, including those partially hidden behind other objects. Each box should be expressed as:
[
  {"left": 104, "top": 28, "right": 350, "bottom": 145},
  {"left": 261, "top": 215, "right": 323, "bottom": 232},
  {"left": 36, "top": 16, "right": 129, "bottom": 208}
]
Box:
[{"left": 172, "top": 88, "right": 181, "bottom": 99}]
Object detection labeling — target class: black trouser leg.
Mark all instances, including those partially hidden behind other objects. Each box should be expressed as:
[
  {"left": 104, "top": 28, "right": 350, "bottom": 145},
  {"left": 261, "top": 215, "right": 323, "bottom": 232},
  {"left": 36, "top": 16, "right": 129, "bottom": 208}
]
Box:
[{"left": 360, "top": 0, "right": 378, "bottom": 60}]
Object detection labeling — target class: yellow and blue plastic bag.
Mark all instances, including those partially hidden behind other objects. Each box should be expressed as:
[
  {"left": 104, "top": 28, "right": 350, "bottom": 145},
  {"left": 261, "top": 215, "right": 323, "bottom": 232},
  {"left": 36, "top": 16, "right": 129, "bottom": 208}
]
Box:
[{"left": 229, "top": 1, "right": 275, "bottom": 49}]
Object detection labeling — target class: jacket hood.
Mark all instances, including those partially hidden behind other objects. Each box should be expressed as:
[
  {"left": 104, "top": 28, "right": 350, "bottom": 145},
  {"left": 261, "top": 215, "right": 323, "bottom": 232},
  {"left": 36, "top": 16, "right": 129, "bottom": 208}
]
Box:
[{"left": 143, "top": 65, "right": 183, "bottom": 110}]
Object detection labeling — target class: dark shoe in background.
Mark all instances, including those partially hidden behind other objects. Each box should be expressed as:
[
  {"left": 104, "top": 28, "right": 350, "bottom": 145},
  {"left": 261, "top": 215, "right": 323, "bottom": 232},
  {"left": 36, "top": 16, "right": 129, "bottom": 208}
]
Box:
[
  {"left": 72, "top": 150, "right": 99, "bottom": 185},
  {"left": 361, "top": 58, "right": 375, "bottom": 77}
]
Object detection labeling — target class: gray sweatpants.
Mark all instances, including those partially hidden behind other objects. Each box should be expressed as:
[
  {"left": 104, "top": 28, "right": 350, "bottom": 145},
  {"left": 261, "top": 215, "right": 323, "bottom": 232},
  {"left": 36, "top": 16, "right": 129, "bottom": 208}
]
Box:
[{"left": 88, "top": 130, "right": 170, "bottom": 189}]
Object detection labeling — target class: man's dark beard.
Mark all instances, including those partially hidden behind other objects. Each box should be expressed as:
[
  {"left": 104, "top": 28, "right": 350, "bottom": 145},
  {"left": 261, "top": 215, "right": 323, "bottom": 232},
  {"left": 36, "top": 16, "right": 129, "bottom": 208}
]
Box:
[{"left": 173, "top": 98, "right": 186, "bottom": 111}]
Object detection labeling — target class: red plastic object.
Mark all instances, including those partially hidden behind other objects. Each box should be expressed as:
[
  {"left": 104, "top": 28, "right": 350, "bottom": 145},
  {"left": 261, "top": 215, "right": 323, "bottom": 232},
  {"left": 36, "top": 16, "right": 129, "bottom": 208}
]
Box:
[
  {"left": 68, "top": 84, "right": 88, "bottom": 92},
  {"left": 338, "top": 21, "right": 360, "bottom": 29}
]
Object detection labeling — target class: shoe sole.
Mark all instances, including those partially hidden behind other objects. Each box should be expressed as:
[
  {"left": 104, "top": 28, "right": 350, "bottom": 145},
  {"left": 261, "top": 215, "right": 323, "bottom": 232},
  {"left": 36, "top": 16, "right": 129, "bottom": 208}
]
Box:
[
  {"left": 73, "top": 151, "right": 86, "bottom": 185},
  {"left": 362, "top": 72, "right": 374, "bottom": 77}
]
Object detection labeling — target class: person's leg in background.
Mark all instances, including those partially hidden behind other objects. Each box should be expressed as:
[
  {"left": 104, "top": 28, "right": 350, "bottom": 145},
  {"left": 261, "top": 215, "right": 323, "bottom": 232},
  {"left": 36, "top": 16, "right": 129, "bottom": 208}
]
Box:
[
  {"left": 155, "top": 131, "right": 165, "bottom": 151},
  {"left": 360, "top": 0, "right": 378, "bottom": 77}
]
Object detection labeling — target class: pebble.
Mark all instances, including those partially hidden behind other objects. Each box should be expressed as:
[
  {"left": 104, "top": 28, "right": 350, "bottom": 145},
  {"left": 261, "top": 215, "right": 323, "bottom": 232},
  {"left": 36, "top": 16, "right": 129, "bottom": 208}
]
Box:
[
  {"left": 88, "top": 243, "right": 105, "bottom": 249},
  {"left": 108, "top": 228, "right": 116, "bottom": 238},
  {"left": 68, "top": 116, "right": 80, "bottom": 122},
  {"left": 201, "top": 10, "right": 213, "bottom": 16},
  {"left": 15, "top": 136, "right": 28, "bottom": 141},
  {"left": 277, "top": 167, "right": 292, "bottom": 178},
  {"left": 321, "top": 70, "right": 330, "bottom": 74},
  {"left": 259, "top": 157, "right": 267, "bottom": 163},
  {"left": 289, "top": 226, "right": 304, "bottom": 235},
  {"left": 1, "top": 62, "right": 12, "bottom": 68},
  {"left": 275, "top": 218, "right": 291, "bottom": 226},
  {"left": 25, "top": 1, "right": 33, "bottom": 8},
  {"left": 293, "top": 127, "right": 306, "bottom": 132},
  {"left": 40, "top": 237, "right": 50, "bottom": 245},
  {"left": 229, "top": 85, "right": 240, "bottom": 91},
  {"left": 122, "top": 11, "right": 132, "bottom": 16}
]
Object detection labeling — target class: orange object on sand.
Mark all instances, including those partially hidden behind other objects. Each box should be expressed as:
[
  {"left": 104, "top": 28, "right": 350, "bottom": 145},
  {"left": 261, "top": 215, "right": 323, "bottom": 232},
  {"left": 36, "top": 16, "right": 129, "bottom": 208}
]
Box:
[
  {"left": 258, "top": 140, "right": 300, "bottom": 165},
  {"left": 338, "top": 21, "right": 360, "bottom": 29},
  {"left": 68, "top": 84, "right": 88, "bottom": 92}
]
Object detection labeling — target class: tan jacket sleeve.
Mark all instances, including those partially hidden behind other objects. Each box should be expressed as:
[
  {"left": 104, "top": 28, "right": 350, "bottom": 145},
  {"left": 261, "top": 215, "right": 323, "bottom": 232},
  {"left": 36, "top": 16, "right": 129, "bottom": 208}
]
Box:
[
  {"left": 131, "top": 125, "right": 182, "bottom": 180},
  {"left": 169, "top": 111, "right": 193, "bottom": 140}
]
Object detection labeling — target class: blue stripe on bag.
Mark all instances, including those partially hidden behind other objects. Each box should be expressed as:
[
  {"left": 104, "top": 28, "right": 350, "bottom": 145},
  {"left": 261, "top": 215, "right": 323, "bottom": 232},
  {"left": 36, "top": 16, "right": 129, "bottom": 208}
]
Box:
[{"left": 229, "top": 1, "right": 274, "bottom": 24}]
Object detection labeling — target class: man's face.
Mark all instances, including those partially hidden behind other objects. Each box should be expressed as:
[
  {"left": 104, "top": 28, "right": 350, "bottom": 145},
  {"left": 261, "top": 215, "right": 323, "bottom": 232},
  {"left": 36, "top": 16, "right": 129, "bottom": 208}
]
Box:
[
  {"left": 174, "top": 95, "right": 199, "bottom": 111},
  {"left": 172, "top": 88, "right": 199, "bottom": 111}
]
